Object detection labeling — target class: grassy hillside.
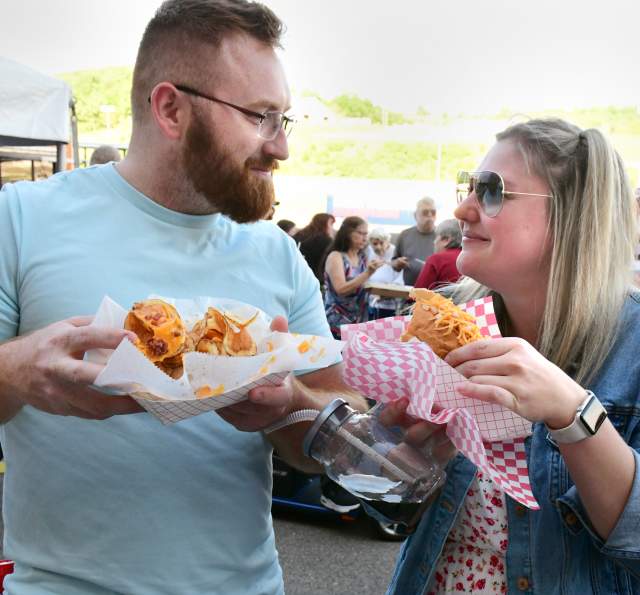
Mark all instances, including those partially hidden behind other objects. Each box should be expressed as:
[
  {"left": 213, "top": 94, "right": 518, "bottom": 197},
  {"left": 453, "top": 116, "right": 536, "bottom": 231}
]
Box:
[{"left": 58, "top": 67, "right": 640, "bottom": 185}]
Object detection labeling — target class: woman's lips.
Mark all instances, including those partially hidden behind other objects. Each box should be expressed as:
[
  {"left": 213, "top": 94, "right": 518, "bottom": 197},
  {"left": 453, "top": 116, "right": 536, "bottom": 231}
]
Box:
[{"left": 462, "top": 231, "right": 489, "bottom": 244}]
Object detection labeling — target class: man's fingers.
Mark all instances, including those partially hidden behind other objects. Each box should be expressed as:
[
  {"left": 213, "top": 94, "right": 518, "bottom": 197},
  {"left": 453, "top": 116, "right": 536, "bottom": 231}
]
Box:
[
  {"left": 53, "top": 359, "right": 105, "bottom": 386},
  {"left": 247, "top": 384, "right": 291, "bottom": 408},
  {"left": 65, "top": 384, "right": 145, "bottom": 418},
  {"left": 270, "top": 316, "right": 289, "bottom": 333},
  {"left": 405, "top": 420, "right": 445, "bottom": 446},
  {"left": 64, "top": 325, "right": 137, "bottom": 353},
  {"left": 217, "top": 407, "right": 287, "bottom": 432},
  {"left": 378, "top": 398, "right": 411, "bottom": 428},
  {"left": 66, "top": 316, "right": 94, "bottom": 327}
]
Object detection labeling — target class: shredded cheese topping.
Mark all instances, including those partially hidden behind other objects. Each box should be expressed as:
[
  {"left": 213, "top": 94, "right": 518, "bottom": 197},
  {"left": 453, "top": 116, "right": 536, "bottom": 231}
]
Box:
[{"left": 410, "top": 289, "right": 483, "bottom": 345}]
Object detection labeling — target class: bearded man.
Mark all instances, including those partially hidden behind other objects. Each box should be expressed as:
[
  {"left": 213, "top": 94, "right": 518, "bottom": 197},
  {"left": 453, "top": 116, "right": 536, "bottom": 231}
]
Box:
[{"left": 0, "top": 1, "right": 365, "bottom": 593}]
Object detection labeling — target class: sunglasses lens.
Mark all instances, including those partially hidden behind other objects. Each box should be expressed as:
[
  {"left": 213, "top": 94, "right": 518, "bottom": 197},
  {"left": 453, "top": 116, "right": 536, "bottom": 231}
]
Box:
[
  {"left": 456, "top": 171, "right": 471, "bottom": 204},
  {"left": 476, "top": 171, "right": 503, "bottom": 217}
]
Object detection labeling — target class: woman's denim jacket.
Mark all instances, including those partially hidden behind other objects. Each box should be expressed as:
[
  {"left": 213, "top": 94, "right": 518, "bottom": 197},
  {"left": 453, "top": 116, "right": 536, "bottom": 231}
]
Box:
[{"left": 387, "top": 293, "right": 640, "bottom": 594}]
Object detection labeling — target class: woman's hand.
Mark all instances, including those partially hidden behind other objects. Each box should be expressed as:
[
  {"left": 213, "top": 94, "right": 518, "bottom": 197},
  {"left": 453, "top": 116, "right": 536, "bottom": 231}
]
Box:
[
  {"left": 445, "top": 337, "right": 586, "bottom": 428},
  {"left": 366, "top": 259, "right": 385, "bottom": 275}
]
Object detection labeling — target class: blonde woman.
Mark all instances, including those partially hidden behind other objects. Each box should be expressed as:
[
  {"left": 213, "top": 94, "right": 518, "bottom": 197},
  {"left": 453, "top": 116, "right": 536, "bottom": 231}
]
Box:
[{"left": 384, "top": 119, "right": 639, "bottom": 594}]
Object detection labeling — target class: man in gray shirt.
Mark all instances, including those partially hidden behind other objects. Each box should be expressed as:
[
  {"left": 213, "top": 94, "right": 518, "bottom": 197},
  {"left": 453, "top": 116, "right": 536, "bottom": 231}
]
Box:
[{"left": 392, "top": 196, "right": 437, "bottom": 285}]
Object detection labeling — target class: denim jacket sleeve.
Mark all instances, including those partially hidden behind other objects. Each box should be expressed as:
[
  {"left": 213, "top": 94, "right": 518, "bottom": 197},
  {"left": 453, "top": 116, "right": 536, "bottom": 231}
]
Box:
[{"left": 557, "top": 410, "right": 640, "bottom": 578}]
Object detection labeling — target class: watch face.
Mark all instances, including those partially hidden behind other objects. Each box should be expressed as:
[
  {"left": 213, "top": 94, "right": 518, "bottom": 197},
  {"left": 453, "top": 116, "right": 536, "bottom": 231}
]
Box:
[{"left": 581, "top": 397, "right": 607, "bottom": 435}]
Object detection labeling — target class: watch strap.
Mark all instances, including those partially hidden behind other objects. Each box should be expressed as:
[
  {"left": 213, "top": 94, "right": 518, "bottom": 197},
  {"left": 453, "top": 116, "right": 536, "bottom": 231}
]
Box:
[{"left": 545, "top": 391, "right": 606, "bottom": 444}]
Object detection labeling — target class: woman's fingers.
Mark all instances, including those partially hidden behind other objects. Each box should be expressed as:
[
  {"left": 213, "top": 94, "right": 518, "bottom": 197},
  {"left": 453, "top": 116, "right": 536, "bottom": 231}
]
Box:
[
  {"left": 456, "top": 379, "right": 518, "bottom": 412},
  {"left": 445, "top": 338, "right": 520, "bottom": 368},
  {"left": 453, "top": 353, "right": 515, "bottom": 380}
]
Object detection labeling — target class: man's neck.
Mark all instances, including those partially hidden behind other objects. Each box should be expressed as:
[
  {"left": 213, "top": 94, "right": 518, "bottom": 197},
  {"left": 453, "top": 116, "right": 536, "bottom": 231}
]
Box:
[{"left": 116, "top": 152, "right": 216, "bottom": 216}]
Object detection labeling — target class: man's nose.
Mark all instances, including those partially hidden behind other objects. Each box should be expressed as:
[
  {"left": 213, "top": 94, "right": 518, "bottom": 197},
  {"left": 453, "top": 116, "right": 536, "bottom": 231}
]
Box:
[{"left": 263, "top": 128, "right": 289, "bottom": 161}]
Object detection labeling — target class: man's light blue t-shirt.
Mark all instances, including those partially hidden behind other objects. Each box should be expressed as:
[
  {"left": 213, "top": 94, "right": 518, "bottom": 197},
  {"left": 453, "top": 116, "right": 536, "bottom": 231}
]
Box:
[{"left": 0, "top": 164, "right": 330, "bottom": 595}]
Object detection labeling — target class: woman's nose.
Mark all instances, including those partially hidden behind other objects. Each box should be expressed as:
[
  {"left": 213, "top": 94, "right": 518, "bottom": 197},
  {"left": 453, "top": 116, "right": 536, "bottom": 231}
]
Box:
[{"left": 454, "top": 193, "right": 480, "bottom": 222}]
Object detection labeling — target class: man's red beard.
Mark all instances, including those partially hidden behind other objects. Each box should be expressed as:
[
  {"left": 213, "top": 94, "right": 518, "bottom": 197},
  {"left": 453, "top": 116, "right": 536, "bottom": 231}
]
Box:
[{"left": 182, "top": 110, "right": 277, "bottom": 223}]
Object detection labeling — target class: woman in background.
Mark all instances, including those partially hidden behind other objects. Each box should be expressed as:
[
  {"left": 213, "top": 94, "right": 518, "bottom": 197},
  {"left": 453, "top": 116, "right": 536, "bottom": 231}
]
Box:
[
  {"left": 324, "top": 216, "right": 383, "bottom": 338},
  {"left": 294, "top": 213, "right": 335, "bottom": 283}
]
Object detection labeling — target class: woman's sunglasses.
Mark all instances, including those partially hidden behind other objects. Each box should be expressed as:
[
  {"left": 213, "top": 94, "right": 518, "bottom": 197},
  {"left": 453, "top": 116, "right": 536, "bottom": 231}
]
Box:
[{"left": 456, "top": 170, "right": 552, "bottom": 217}]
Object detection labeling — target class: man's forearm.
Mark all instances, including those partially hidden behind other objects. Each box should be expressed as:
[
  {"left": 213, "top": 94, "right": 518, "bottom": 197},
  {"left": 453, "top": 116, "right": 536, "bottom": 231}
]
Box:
[
  {"left": 265, "top": 364, "right": 368, "bottom": 472},
  {"left": 0, "top": 338, "right": 25, "bottom": 423}
]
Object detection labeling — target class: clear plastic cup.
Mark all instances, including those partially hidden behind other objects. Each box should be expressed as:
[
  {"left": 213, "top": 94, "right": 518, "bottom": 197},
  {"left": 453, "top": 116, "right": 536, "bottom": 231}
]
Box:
[{"left": 303, "top": 399, "right": 446, "bottom": 526}]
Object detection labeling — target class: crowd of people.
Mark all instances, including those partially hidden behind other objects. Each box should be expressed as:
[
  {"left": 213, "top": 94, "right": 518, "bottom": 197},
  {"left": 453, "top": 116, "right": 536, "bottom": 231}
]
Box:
[
  {"left": 1, "top": 0, "right": 640, "bottom": 594},
  {"left": 276, "top": 198, "right": 464, "bottom": 337}
]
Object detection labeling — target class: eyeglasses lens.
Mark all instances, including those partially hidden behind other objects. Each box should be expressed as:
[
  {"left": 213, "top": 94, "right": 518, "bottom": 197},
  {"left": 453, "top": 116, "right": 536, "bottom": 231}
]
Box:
[{"left": 259, "top": 113, "right": 293, "bottom": 140}]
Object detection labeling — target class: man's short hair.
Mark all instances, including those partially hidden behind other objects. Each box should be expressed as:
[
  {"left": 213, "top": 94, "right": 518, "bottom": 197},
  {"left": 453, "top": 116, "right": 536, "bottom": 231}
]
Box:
[
  {"left": 435, "top": 218, "right": 462, "bottom": 248},
  {"left": 90, "top": 145, "right": 122, "bottom": 165},
  {"left": 416, "top": 196, "right": 436, "bottom": 211},
  {"left": 131, "top": 0, "right": 285, "bottom": 125}
]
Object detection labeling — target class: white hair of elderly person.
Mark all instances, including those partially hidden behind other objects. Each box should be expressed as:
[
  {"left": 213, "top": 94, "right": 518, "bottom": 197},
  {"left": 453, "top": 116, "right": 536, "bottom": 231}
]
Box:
[{"left": 366, "top": 227, "right": 405, "bottom": 317}]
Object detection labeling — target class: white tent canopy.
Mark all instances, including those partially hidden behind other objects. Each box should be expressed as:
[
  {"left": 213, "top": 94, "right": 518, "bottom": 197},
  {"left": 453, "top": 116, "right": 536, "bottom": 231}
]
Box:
[{"left": 0, "top": 57, "right": 71, "bottom": 145}]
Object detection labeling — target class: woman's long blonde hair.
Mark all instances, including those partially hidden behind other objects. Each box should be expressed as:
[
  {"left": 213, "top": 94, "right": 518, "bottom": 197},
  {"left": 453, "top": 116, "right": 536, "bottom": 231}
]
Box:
[{"left": 451, "top": 118, "right": 636, "bottom": 386}]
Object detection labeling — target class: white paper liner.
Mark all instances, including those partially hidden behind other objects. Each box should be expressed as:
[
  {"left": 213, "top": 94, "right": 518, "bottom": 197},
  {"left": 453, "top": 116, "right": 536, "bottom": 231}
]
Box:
[{"left": 88, "top": 296, "right": 343, "bottom": 424}]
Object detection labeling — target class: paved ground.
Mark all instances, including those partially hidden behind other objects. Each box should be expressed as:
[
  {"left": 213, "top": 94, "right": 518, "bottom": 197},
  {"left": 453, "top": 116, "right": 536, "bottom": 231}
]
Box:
[
  {"left": 0, "top": 477, "right": 402, "bottom": 595},
  {"left": 273, "top": 507, "right": 402, "bottom": 595}
]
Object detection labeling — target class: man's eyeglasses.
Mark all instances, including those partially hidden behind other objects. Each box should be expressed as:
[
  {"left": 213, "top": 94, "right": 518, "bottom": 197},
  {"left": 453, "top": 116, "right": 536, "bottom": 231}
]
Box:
[
  {"left": 456, "top": 170, "right": 553, "bottom": 217},
  {"left": 160, "top": 83, "right": 294, "bottom": 140}
]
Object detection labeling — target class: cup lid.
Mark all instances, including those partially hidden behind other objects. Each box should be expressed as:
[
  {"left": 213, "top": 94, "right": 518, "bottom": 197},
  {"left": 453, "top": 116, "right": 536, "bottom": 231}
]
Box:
[{"left": 302, "top": 397, "right": 351, "bottom": 458}]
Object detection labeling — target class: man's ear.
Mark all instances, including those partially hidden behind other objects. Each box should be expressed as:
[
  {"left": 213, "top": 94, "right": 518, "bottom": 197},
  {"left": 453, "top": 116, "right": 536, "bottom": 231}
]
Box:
[{"left": 148, "top": 83, "right": 189, "bottom": 141}]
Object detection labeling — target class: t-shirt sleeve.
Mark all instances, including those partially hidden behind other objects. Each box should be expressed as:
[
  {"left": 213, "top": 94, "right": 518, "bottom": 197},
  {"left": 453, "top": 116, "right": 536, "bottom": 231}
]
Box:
[{"left": 0, "top": 184, "right": 21, "bottom": 341}]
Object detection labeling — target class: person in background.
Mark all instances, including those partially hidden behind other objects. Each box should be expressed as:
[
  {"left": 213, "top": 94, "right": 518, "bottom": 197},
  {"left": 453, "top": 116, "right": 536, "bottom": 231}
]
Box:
[
  {"left": 0, "top": 2, "right": 368, "bottom": 593},
  {"left": 392, "top": 196, "right": 437, "bottom": 285},
  {"left": 384, "top": 118, "right": 640, "bottom": 594},
  {"left": 276, "top": 218, "right": 298, "bottom": 236},
  {"left": 89, "top": 144, "right": 122, "bottom": 165},
  {"left": 366, "top": 227, "right": 404, "bottom": 318},
  {"left": 323, "top": 216, "right": 383, "bottom": 339},
  {"left": 294, "top": 212, "right": 336, "bottom": 283},
  {"left": 414, "top": 218, "right": 462, "bottom": 290},
  {"left": 264, "top": 199, "right": 280, "bottom": 220}
]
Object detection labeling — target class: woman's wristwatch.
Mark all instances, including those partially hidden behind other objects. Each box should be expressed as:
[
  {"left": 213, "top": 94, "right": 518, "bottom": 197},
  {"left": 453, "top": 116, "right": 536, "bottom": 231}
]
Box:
[{"left": 545, "top": 390, "right": 608, "bottom": 444}]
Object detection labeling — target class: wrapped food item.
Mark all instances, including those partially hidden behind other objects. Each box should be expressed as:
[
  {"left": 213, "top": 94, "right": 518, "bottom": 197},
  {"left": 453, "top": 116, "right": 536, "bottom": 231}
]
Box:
[
  {"left": 126, "top": 301, "right": 260, "bottom": 378},
  {"left": 193, "top": 307, "right": 259, "bottom": 357},
  {"left": 401, "top": 289, "right": 483, "bottom": 358},
  {"left": 124, "top": 299, "right": 187, "bottom": 363}
]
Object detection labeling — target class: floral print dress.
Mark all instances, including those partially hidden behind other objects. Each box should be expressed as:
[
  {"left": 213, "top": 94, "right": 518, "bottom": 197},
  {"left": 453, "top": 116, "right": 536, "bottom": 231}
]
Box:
[{"left": 427, "top": 471, "right": 508, "bottom": 594}]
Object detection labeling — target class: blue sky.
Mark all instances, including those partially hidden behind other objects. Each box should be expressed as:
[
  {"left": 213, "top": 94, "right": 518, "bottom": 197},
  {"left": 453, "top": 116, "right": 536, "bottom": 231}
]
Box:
[{"left": 2, "top": 0, "right": 639, "bottom": 115}]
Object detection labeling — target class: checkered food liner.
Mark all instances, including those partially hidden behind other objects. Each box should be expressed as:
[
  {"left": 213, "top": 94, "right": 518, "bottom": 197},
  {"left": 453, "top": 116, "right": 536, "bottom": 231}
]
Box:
[
  {"left": 341, "top": 296, "right": 539, "bottom": 509},
  {"left": 88, "top": 296, "right": 343, "bottom": 425}
]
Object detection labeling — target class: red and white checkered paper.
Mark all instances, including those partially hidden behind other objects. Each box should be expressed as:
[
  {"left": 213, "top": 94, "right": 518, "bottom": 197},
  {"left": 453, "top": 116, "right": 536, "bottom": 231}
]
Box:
[{"left": 341, "top": 296, "right": 539, "bottom": 510}]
